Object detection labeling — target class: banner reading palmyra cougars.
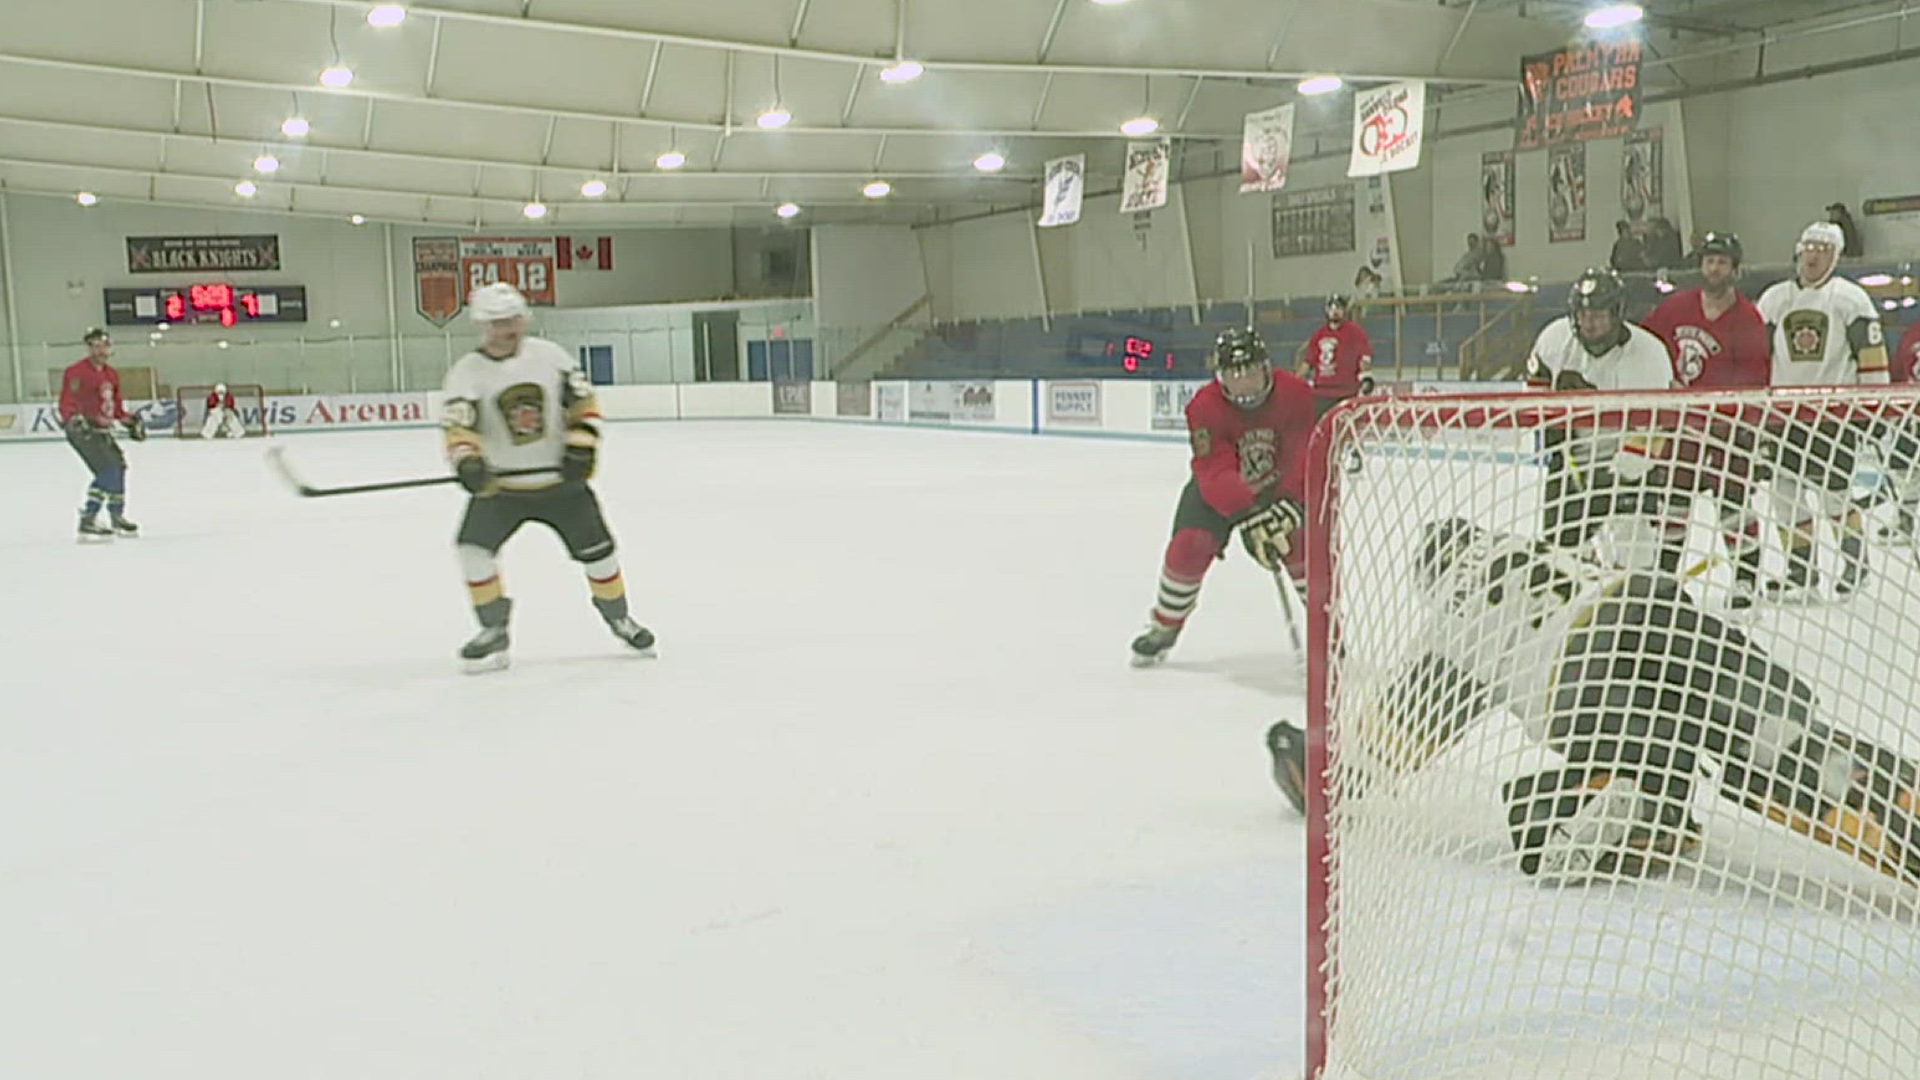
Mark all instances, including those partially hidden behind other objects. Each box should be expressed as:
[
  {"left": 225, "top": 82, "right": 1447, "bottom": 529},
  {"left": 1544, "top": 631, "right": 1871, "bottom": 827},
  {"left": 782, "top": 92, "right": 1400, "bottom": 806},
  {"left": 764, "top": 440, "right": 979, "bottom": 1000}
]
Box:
[
  {"left": 1240, "top": 104, "right": 1295, "bottom": 194},
  {"left": 1121, "top": 139, "right": 1171, "bottom": 213},
  {"left": 1039, "top": 154, "right": 1085, "bottom": 228},
  {"left": 1348, "top": 81, "right": 1426, "bottom": 178}
]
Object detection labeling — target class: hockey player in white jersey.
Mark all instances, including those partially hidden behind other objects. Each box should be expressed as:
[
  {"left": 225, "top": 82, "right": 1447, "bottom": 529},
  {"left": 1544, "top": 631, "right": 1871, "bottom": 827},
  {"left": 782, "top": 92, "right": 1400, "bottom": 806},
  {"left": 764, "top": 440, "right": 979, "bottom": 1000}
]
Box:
[
  {"left": 441, "top": 282, "right": 655, "bottom": 671},
  {"left": 200, "top": 383, "right": 245, "bottom": 438},
  {"left": 1269, "top": 518, "right": 1920, "bottom": 886},
  {"left": 1523, "top": 268, "right": 1677, "bottom": 562},
  {"left": 1756, "top": 221, "right": 1891, "bottom": 597}
]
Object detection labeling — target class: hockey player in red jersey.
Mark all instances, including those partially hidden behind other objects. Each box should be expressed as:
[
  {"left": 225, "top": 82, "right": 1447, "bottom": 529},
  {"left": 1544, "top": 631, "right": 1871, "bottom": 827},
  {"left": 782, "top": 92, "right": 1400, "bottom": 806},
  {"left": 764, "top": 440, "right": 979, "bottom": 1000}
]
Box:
[
  {"left": 1640, "top": 232, "right": 1771, "bottom": 604},
  {"left": 1298, "top": 294, "right": 1375, "bottom": 419},
  {"left": 56, "top": 327, "right": 146, "bottom": 540},
  {"left": 1130, "top": 326, "right": 1316, "bottom": 667}
]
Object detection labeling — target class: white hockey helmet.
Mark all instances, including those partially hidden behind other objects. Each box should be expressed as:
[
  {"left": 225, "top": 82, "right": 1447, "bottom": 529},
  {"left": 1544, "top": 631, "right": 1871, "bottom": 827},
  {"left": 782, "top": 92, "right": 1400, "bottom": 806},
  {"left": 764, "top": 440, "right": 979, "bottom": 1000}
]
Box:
[
  {"left": 469, "top": 281, "right": 529, "bottom": 323},
  {"left": 1796, "top": 221, "right": 1845, "bottom": 254},
  {"left": 215, "top": 382, "right": 227, "bottom": 394}
]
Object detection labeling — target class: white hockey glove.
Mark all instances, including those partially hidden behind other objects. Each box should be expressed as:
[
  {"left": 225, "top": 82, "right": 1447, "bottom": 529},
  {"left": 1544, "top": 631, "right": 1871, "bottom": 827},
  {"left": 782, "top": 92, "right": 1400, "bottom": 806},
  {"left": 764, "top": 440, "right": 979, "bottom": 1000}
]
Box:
[{"left": 1240, "top": 498, "right": 1306, "bottom": 571}]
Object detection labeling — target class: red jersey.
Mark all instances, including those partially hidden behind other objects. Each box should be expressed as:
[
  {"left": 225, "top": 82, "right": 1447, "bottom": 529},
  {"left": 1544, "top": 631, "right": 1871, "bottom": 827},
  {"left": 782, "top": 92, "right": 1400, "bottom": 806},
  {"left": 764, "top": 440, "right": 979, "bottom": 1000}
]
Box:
[
  {"left": 1184, "top": 370, "right": 1315, "bottom": 518},
  {"left": 1641, "top": 288, "right": 1770, "bottom": 389},
  {"left": 1892, "top": 322, "right": 1920, "bottom": 384},
  {"left": 207, "top": 389, "right": 237, "bottom": 410},
  {"left": 57, "top": 358, "right": 129, "bottom": 427},
  {"left": 1302, "top": 321, "right": 1374, "bottom": 400}
]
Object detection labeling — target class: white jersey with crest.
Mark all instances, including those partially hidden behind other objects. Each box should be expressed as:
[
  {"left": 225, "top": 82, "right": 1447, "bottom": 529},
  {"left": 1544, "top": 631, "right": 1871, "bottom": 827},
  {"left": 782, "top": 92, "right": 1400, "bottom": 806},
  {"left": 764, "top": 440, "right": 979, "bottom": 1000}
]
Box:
[
  {"left": 1524, "top": 318, "right": 1675, "bottom": 392},
  {"left": 441, "top": 336, "right": 587, "bottom": 486},
  {"left": 1756, "top": 276, "right": 1883, "bottom": 387},
  {"left": 1416, "top": 532, "right": 1621, "bottom": 747}
]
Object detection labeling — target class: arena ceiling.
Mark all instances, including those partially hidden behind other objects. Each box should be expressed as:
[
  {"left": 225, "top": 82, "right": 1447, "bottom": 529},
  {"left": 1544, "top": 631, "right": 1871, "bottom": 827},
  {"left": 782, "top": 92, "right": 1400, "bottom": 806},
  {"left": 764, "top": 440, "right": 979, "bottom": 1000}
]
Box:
[{"left": 0, "top": 0, "right": 1903, "bottom": 229}]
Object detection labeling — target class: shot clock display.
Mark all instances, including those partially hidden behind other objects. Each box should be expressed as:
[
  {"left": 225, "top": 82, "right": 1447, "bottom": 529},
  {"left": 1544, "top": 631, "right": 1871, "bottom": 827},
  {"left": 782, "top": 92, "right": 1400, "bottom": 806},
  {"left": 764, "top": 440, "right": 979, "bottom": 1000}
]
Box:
[
  {"left": 103, "top": 284, "right": 308, "bottom": 327},
  {"left": 1067, "top": 330, "right": 1178, "bottom": 373}
]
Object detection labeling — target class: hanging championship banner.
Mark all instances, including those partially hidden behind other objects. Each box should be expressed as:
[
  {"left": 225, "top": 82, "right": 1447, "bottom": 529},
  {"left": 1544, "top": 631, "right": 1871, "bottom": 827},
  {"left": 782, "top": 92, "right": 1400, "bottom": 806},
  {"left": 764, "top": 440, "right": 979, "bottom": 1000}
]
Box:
[
  {"left": 1515, "top": 40, "right": 1642, "bottom": 150},
  {"left": 1120, "top": 139, "right": 1171, "bottom": 214},
  {"left": 1481, "top": 151, "right": 1516, "bottom": 247},
  {"left": 1240, "top": 104, "right": 1295, "bottom": 194},
  {"left": 1621, "top": 128, "right": 1664, "bottom": 225},
  {"left": 458, "top": 236, "right": 557, "bottom": 306},
  {"left": 1348, "top": 81, "right": 1426, "bottom": 178},
  {"left": 412, "top": 237, "right": 462, "bottom": 326},
  {"left": 1039, "top": 154, "right": 1085, "bottom": 228},
  {"left": 1548, "top": 143, "right": 1588, "bottom": 243}
]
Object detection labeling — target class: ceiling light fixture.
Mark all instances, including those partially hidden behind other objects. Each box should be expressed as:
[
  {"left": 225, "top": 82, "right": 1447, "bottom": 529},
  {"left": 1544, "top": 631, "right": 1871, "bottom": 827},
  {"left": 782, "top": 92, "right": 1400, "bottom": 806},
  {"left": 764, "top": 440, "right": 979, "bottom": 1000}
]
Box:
[
  {"left": 655, "top": 149, "right": 687, "bottom": 170},
  {"left": 1297, "top": 75, "right": 1343, "bottom": 95},
  {"left": 973, "top": 151, "right": 1007, "bottom": 173},
  {"left": 863, "top": 180, "right": 892, "bottom": 199},
  {"left": 76, "top": 191, "right": 98, "bottom": 206},
  {"left": 1584, "top": 4, "right": 1644, "bottom": 30},
  {"left": 367, "top": 4, "right": 407, "bottom": 28},
  {"left": 253, "top": 154, "right": 281, "bottom": 174},
  {"left": 775, "top": 202, "right": 801, "bottom": 219},
  {"left": 580, "top": 179, "right": 608, "bottom": 198},
  {"left": 234, "top": 180, "right": 258, "bottom": 197},
  {"left": 1089, "top": 0, "right": 1134, "bottom": 5},
  {"left": 281, "top": 117, "right": 310, "bottom": 137},
  {"left": 757, "top": 108, "right": 792, "bottom": 130},
  {"left": 523, "top": 202, "right": 548, "bottom": 219},
  {"left": 319, "top": 66, "right": 354, "bottom": 89},
  {"left": 1119, "top": 116, "right": 1160, "bottom": 137},
  {"left": 349, "top": 214, "right": 367, "bottom": 225},
  {"left": 879, "top": 60, "right": 924, "bottom": 84}
]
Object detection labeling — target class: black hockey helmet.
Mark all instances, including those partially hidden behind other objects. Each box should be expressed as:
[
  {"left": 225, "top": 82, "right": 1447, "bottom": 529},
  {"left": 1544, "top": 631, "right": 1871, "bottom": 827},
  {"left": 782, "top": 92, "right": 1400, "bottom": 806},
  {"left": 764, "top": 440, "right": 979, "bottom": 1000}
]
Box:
[
  {"left": 1567, "top": 268, "right": 1628, "bottom": 319},
  {"left": 1326, "top": 293, "right": 1352, "bottom": 314},
  {"left": 1696, "top": 231, "right": 1743, "bottom": 267},
  {"left": 1210, "top": 325, "right": 1270, "bottom": 372},
  {"left": 83, "top": 326, "right": 109, "bottom": 344},
  {"left": 1415, "top": 517, "right": 1483, "bottom": 593}
]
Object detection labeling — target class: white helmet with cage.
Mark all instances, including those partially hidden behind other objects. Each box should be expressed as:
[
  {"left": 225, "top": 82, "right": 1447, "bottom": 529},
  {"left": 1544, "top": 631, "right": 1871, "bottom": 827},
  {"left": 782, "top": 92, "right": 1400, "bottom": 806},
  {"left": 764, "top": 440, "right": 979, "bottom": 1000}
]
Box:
[{"left": 469, "top": 282, "right": 529, "bottom": 324}]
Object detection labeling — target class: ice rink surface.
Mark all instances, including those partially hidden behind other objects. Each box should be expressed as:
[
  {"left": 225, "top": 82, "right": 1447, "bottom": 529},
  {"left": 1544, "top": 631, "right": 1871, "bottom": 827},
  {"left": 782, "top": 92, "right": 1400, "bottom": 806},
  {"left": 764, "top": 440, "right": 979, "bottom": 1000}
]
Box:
[{"left": 0, "top": 422, "right": 1306, "bottom": 1080}]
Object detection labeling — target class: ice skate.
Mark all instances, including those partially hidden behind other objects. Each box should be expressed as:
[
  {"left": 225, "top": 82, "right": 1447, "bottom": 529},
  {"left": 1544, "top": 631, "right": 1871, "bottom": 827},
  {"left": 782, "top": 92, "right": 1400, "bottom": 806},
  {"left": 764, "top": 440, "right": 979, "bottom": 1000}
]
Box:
[
  {"left": 109, "top": 514, "right": 139, "bottom": 538},
  {"left": 1834, "top": 534, "right": 1869, "bottom": 598},
  {"left": 459, "top": 625, "right": 511, "bottom": 673},
  {"left": 1268, "top": 721, "right": 1308, "bottom": 815},
  {"left": 1129, "top": 621, "right": 1181, "bottom": 667},
  {"left": 607, "top": 616, "right": 657, "bottom": 657},
  {"left": 76, "top": 512, "right": 113, "bottom": 543}
]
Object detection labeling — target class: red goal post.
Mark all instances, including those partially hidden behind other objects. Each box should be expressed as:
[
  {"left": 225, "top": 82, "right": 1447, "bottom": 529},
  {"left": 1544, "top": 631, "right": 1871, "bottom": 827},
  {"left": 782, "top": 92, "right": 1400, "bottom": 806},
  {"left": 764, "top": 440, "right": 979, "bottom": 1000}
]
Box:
[
  {"left": 175, "top": 383, "right": 269, "bottom": 438},
  {"left": 1304, "top": 385, "right": 1920, "bottom": 1080}
]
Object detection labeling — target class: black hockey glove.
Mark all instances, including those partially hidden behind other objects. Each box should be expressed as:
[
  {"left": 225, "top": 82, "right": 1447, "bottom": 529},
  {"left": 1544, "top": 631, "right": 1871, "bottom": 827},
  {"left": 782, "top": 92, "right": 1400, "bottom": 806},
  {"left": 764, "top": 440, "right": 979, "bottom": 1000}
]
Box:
[
  {"left": 1240, "top": 497, "right": 1306, "bottom": 571},
  {"left": 560, "top": 441, "right": 596, "bottom": 484},
  {"left": 123, "top": 413, "right": 147, "bottom": 442},
  {"left": 455, "top": 454, "right": 496, "bottom": 496},
  {"left": 1553, "top": 369, "right": 1596, "bottom": 392}
]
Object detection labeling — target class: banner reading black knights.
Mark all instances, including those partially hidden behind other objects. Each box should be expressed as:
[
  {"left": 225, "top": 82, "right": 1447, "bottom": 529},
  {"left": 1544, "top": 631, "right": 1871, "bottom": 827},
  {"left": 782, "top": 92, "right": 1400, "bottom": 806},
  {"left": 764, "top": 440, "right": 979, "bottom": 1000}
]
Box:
[
  {"left": 1621, "top": 128, "right": 1664, "bottom": 225},
  {"left": 1480, "top": 151, "right": 1516, "bottom": 248},
  {"left": 1514, "top": 39, "right": 1642, "bottom": 151}
]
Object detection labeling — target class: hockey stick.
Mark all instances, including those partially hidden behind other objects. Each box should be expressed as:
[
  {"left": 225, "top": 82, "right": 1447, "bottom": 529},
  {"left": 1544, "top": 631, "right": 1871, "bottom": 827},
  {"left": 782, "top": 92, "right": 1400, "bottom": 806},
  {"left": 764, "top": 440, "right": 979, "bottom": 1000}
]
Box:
[
  {"left": 1272, "top": 569, "right": 1304, "bottom": 655},
  {"left": 265, "top": 446, "right": 549, "bottom": 498}
]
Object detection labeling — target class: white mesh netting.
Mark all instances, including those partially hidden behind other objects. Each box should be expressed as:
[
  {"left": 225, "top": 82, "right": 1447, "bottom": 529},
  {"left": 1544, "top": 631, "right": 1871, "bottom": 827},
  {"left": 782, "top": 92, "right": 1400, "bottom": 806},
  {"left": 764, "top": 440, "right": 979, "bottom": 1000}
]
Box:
[
  {"left": 1310, "top": 387, "right": 1920, "bottom": 1080},
  {"left": 175, "top": 384, "right": 269, "bottom": 438}
]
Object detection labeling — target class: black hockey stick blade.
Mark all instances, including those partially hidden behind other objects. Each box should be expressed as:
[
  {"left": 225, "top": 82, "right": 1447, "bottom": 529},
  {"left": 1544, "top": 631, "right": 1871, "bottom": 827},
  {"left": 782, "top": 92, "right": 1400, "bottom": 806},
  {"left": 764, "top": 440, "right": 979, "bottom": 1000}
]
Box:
[{"left": 266, "top": 446, "right": 548, "bottom": 498}]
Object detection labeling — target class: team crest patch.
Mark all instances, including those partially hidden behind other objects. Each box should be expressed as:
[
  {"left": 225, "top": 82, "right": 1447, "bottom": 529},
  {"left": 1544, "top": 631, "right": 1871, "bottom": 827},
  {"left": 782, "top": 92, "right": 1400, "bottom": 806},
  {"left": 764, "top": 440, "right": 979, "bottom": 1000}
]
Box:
[
  {"left": 1782, "top": 310, "right": 1829, "bottom": 363},
  {"left": 1191, "top": 427, "right": 1213, "bottom": 457},
  {"left": 1238, "top": 429, "right": 1278, "bottom": 485},
  {"left": 496, "top": 382, "right": 547, "bottom": 444}
]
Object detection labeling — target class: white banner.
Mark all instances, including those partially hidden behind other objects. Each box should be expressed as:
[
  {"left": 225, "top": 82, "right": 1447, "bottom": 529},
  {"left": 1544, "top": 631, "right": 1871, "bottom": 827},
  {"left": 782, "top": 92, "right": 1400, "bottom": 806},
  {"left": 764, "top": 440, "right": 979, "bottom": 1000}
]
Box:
[
  {"left": 1150, "top": 380, "right": 1211, "bottom": 431},
  {"left": 1348, "top": 81, "right": 1426, "bottom": 178},
  {"left": 1039, "top": 154, "right": 1085, "bottom": 228},
  {"left": 876, "top": 383, "right": 907, "bottom": 423},
  {"left": 1121, "top": 139, "right": 1171, "bottom": 213},
  {"left": 1240, "top": 104, "right": 1295, "bottom": 194},
  {"left": 1047, "top": 381, "right": 1101, "bottom": 425},
  {"left": 1359, "top": 176, "right": 1404, "bottom": 294},
  {"left": 953, "top": 382, "right": 996, "bottom": 423}
]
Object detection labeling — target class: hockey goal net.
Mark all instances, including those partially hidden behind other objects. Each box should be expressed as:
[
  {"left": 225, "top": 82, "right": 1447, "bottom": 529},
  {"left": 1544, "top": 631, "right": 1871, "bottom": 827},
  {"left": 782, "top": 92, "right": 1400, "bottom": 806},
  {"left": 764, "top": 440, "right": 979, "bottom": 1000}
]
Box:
[
  {"left": 1308, "top": 387, "right": 1920, "bottom": 1080},
  {"left": 175, "top": 383, "right": 269, "bottom": 438}
]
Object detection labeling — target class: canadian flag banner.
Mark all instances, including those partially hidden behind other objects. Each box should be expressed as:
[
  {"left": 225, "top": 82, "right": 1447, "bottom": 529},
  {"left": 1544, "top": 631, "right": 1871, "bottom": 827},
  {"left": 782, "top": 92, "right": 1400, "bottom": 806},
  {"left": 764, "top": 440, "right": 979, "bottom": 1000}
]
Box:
[{"left": 555, "top": 236, "right": 614, "bottom": 271}]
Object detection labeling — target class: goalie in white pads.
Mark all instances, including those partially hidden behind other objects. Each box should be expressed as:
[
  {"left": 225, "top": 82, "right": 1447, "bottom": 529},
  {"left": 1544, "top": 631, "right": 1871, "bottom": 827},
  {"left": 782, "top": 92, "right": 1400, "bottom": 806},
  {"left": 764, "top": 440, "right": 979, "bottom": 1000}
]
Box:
[
  {"left": 201, "top": 383, "right": 246, "bottom": 438},
  {"left": 441, "top": 283, "right": 655, "bottom": 671},
  {"left": 1271, "top": 519, "right": 1920, "bottom": 886}
]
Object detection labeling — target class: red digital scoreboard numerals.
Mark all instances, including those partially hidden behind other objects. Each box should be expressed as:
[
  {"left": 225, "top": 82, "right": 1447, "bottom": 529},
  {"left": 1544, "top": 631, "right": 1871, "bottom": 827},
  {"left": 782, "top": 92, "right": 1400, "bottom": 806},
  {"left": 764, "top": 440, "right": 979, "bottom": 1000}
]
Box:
[
  {"left": 164, "top": 293, "right": 186, "bottom": 321},
  {"left": 1123, "top": 336, "right": 1154, "bottom": 373},
  {"left": 241, "top": 293, "right": 260, "bottom": 318}
]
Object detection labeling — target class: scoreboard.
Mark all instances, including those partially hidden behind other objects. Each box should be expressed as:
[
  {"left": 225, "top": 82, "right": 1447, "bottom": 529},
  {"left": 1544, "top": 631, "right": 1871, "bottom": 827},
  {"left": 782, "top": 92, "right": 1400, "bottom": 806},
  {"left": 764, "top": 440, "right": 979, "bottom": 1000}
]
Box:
[{"left": 104, "top": 284, "right": 307, "bottom": 327}]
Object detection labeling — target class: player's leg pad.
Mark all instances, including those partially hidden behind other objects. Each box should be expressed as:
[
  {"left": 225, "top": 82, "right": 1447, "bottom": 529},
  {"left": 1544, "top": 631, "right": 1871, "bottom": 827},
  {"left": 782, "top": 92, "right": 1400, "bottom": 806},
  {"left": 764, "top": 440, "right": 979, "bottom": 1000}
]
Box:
[
  {"left": 1504, "top": 768, "right": 1701, "bottom": 883},
  {"left": 1722, "top": 732, "right": 1920, "bottom": 884}
]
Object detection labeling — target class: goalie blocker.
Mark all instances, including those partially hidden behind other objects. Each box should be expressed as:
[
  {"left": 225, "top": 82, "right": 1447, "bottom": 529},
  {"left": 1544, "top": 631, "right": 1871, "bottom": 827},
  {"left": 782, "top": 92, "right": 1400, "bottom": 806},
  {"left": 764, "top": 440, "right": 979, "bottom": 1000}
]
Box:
[{"left": 1273, "top": 519, "right": 1920, "bottom": 887}]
